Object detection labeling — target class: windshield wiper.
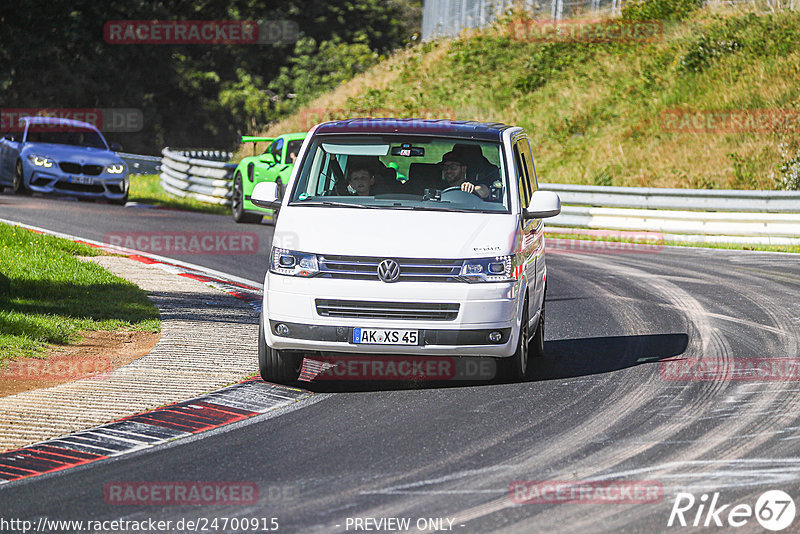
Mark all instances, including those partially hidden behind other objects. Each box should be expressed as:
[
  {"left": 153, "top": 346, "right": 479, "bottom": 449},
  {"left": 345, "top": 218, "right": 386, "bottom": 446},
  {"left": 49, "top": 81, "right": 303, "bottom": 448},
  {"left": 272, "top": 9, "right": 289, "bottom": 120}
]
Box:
[
  {"left": 396, "top": 205, "right": 486, "bottom": 213},
  {"left": 294, "top": 201, "right": 377, "bottom": 209}
]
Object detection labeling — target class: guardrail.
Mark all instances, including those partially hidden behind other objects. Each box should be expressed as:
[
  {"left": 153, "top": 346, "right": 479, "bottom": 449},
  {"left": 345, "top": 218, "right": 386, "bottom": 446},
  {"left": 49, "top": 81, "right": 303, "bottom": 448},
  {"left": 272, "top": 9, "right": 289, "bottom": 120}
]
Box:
[
  {"left": 539, "top": 183, "right": 800, "bottom": 246},
  {"left": 118, "top": 152, "right": 161, "bottom": 175},
  {"left": 160, "top": 148, "right": 235, "bottom": 206}
]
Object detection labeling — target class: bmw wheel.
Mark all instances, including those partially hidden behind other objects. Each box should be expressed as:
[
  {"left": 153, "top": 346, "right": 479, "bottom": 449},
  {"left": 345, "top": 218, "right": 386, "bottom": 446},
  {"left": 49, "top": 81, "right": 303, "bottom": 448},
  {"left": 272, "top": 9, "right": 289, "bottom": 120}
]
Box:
[{"left": 13, "top": 161, "right": 31, "bottom": 196}]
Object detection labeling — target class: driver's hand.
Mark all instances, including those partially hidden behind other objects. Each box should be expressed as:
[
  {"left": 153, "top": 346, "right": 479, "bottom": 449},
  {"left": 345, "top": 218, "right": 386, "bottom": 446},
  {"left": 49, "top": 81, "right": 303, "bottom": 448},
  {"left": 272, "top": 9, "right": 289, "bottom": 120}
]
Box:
[{"left": 461, "top": 182, "right": 476, "bottom": 193}]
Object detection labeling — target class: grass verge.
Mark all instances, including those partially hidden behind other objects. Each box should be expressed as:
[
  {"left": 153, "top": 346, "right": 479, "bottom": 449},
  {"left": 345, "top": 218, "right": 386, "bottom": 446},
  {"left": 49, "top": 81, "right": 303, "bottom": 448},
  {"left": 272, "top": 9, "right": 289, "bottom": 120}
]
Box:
[
  {"left": 0, "top": 223, "right": 161, "bottom": 363},
  {"left": 128, "top": 174, "right": 229, "bottom": 216}
]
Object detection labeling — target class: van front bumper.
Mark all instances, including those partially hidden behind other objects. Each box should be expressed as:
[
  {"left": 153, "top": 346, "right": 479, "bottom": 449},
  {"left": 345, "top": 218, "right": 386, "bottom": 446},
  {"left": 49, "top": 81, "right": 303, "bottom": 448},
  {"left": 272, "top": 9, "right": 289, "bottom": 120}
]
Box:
[{"left": 263, "top": 275, "right": 523, "bottom": 357}]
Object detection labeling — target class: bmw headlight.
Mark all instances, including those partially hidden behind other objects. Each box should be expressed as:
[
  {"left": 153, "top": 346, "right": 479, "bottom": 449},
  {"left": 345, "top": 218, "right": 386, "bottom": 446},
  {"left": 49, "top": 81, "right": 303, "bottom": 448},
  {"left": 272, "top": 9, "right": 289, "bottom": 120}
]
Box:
[
  {"left": 270, "top": 247, "right": 319, "bottom": 277},
  {"left": 28, "top": 155, "right": 54, "bottom": 168},
  {"left": 106, "top": 164, "right": 125, "bottom": 174},
  {"left": 459, "top": 255, "right": 515, "bottom": 282}
]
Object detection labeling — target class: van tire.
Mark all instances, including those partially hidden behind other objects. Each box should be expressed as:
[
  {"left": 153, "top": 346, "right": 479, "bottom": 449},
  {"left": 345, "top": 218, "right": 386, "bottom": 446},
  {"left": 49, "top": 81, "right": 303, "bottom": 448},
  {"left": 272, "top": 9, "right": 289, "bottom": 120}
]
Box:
[
  {"left": 530, "top": 297, "right": 545, "bottom": 358},
  {"left": 499, "top": 297, "right": 529, "bottom": 380},
  {"left": 258, "top": 314, "right": 301, "bottom": 384}
]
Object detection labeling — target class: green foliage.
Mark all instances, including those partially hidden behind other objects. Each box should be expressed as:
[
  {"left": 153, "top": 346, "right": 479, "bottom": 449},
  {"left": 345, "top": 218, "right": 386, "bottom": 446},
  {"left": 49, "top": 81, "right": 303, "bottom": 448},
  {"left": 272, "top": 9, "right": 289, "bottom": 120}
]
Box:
[
  {"left": 269, "top": 37, "right": 380, "bottom": 110},
  {"left": 727, "top": 152, "right": 759, "bottom": 188},
  {"left": 0, "top": 0, "right": 420, "bottom": 154},
  {"left": 513, "top": 43, "right": 595, "bottom": 93},
  {"left": 678, "top": 13, "right": 800, "bottom": 73},
  {"left": 772, "top": 142, "right": 800, "bottom": 190},
  {"left": 621, "top": 0, "right": 702, "bottom": 22}
]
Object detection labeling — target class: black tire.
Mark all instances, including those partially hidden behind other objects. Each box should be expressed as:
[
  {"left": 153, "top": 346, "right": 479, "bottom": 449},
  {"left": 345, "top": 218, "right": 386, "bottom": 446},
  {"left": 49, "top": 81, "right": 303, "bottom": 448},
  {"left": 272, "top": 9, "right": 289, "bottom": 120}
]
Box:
[
  {"left": 499, "top": 297, "right": 529, "bottom": 380},
  {"left": 13, "top": 160, "right": 31, "bottom": 195},
  {"left": 530, "top": 293, "right": 546, "bottom": 358},
  {"left": 258, "top": 314, "right": 301, "bottom": 384},
  {"left": 111, "top": 192, "right": 129, "bottom": 206},
  {"left": 232, "top": 172, "right": 263, "bottom": 224}
]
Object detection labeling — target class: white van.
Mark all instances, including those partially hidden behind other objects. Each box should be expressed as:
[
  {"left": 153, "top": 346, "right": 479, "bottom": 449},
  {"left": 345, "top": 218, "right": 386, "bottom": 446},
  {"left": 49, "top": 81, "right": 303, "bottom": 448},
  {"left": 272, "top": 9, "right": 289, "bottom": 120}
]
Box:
[{"left": 251, "top": 119, "right": 561, "bottom": 383}]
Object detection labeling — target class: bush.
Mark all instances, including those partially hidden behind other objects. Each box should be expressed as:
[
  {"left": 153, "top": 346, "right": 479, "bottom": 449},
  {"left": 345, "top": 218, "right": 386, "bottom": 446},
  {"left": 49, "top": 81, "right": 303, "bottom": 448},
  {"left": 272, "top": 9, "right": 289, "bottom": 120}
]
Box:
[
  {"left": 621, "top": 0, "right": 703, "bottom": 22},
  {"left": 772, "top": 143, "right": 800, "bottom": 191}
]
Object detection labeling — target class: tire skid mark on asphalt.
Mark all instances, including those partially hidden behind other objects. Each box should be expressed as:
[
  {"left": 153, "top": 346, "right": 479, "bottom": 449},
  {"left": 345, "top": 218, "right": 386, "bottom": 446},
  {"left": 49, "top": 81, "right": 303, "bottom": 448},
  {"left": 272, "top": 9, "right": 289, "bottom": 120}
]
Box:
[
  {"left": 503, "top": 254, "right": 800, "bottom": 532},
  {"left": 333, "top": 260, "right": 670, "bottom": 531},
  {"left": 408, "top": 253, "right": 745, "bottom": 532},
  {"left": 0, "top": 380, "right": 309, "bottom": 485}
]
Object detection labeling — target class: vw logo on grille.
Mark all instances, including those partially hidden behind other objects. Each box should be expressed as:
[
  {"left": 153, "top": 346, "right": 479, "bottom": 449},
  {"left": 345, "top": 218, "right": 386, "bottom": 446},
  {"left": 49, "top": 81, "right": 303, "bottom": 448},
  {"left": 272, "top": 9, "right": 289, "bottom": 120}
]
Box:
[{"left": 377, "top": 259, "right": 400, "bottom": 283}]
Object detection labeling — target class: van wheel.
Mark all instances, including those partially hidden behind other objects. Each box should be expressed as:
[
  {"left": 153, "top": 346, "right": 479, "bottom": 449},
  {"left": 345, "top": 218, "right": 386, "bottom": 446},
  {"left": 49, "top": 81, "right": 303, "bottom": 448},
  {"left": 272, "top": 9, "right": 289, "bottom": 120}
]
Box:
[
  {"left": 232, "top": 172, "right": 263, "bottom": 224},
  {"left": 530, "top": 297, "right": 545, "bottom": 358},
  {"left": 258, "top": 315, "right": 301, "bottom": 384},
  {"left": 499, "top": 298, "right": 529, "bottom": 380},
  {"left": 13, "top": 161, "right": 31, "bottom": 195}
]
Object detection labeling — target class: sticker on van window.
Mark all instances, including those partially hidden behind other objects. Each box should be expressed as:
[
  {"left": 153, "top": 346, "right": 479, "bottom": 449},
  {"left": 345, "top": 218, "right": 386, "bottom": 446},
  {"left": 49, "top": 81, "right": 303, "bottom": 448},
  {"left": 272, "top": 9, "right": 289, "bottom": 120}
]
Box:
[{"left": 390, "top": 144, "right": 425, "bottom": 157}]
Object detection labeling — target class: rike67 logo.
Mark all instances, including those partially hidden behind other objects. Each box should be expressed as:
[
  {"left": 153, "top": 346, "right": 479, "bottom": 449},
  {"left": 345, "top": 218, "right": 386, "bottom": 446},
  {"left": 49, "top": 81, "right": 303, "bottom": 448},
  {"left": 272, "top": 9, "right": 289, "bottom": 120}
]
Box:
[{"left": 668, "top": 490, "right": 796, "bottom": 531}]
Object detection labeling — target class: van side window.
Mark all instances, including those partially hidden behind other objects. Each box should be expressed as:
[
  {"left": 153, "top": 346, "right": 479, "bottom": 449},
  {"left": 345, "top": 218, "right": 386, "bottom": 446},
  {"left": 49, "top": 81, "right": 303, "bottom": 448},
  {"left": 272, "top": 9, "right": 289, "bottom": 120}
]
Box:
[
  {"left": 512, "top": 140, "right": 531, "bottom": 208},
  {"left": 521, "top": 139, "right": 538, "bottom": 193}
]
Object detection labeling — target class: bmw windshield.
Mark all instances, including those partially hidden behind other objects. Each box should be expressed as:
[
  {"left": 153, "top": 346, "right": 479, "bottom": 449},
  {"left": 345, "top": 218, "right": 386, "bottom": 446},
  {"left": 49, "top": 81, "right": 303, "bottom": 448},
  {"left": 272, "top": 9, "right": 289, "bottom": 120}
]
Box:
[{"left": 289, "top": 135, "right": 510, "bottom": 213}]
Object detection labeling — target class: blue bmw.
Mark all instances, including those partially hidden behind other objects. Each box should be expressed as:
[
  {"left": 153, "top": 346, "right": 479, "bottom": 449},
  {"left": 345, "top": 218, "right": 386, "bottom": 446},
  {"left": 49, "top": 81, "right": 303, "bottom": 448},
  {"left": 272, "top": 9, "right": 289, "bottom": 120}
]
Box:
[{"left": 0, "top": 116, "right": 129, "bottom": 204}]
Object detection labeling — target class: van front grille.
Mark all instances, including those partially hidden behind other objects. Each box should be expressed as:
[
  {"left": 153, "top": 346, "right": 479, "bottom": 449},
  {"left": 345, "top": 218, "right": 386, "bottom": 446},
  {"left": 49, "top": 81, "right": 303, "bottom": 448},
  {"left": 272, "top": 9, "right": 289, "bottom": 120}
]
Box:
[
  {"left": 318, "top": 255, "right": 462, "bottom": 282},
  {"left": 316, "top": 299, "right": 459, "bottom": 321}
]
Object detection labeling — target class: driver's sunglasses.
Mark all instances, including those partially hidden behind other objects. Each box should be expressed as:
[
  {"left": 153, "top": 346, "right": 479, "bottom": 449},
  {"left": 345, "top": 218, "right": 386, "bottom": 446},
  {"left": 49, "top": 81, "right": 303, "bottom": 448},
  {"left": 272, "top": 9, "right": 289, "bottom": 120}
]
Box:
[{"left": 442, "top": 162, "right": 463, "bottom": 170}]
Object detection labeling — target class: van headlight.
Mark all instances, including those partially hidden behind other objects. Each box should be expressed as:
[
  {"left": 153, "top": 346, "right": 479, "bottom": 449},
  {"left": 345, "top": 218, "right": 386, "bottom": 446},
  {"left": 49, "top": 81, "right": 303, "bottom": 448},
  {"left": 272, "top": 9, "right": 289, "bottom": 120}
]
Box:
[
  {"left": 106, "top": 164, "right": 126, "bottom": 174},
  {"left": 270, "top": 247, "right": 319, "bottom": 277},
  {"left": 459, "top": 255, "right": 514, "bottom": 282}
]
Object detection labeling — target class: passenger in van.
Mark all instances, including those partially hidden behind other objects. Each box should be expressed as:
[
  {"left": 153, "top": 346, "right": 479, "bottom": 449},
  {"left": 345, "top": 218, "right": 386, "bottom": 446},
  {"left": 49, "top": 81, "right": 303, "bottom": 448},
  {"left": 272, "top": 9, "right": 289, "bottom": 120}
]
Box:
[
  {"left": 439, "top": 151, "right": 490, "bottom": 199},
  {"left": 346, "top": 164, "right": 375, "bottom": 196}
]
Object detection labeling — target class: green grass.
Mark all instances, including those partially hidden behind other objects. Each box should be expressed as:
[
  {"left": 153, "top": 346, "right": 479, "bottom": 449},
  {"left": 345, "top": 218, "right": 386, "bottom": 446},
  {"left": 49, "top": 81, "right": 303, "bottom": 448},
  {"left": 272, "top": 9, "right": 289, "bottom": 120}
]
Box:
[
  {"left": 546, "top": 231, "right": 800, "bottom": 253},
  {"left": 128, "top": 174, "right": 229, "bottom": 215},
  {"left": 263, "top": 5, "right": 800, "bottom": 191},
  {"left": 0, "top": 223, "right": 161, "bottom": 363}
]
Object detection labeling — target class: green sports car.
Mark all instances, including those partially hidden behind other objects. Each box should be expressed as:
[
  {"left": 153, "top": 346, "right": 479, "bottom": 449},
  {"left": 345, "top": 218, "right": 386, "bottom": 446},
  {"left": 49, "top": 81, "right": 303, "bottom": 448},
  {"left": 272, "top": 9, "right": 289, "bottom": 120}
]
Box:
[{"left": 231, "top": 132, "right": 306, "bottom": 223}]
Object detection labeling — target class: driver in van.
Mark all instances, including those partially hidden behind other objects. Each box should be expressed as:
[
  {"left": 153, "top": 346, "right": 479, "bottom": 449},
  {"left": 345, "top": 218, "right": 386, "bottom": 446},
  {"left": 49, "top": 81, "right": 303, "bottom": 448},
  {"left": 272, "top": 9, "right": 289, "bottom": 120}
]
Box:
[{"left": 440, "top": 151, "right": 490, "bottom": 199}]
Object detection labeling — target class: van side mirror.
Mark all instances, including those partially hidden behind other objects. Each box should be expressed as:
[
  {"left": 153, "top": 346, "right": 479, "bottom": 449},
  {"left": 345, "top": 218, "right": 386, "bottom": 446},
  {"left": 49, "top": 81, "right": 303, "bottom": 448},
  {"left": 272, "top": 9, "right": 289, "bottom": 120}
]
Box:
[
  {"left": 3, "top": 134, "right": 18, "bottom": 143},
  {"left": 251, "top": 181, "right": 281, "bottom": 209},
  {"left": 109, "top": 142, "right": 123, "bottom": 152},
  {"left": 523, "top": 190, "right": 561, "bottom": 219}
]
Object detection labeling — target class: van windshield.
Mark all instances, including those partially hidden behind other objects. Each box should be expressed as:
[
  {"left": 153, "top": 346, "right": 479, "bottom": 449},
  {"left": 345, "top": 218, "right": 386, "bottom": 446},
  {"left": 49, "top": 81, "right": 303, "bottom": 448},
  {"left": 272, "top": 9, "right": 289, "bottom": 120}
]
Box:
[{"left": 289, "top": 136, "right": 510, "bottom": 213}]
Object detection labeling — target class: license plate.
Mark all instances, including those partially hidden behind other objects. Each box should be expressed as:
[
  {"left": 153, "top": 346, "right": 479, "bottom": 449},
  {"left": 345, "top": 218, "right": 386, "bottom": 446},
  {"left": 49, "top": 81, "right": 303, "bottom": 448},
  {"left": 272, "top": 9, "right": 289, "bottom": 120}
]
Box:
[
  {"left": 69, "top": 175, "right": 94, "bottom": 185},
  {"left": 353, "top": 328, "right": 419, "bottom": 345}
]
